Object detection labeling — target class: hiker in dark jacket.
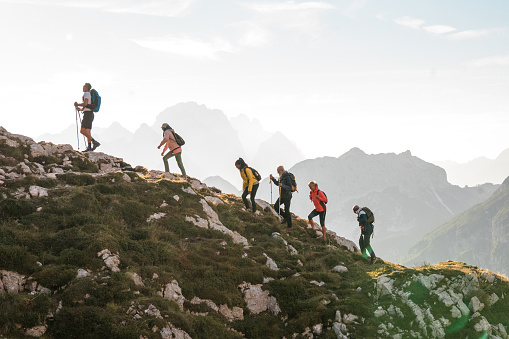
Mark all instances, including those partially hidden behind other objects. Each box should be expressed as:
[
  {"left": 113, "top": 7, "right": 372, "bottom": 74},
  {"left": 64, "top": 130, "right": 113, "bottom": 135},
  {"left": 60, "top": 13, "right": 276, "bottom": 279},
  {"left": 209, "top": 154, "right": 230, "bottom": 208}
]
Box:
[
  {"left": 307, "top": 181, "right": 327, "bottom": 240},
  {"left": 235, "top": 158, "right": 259, "bottom": 215},
  {"left": 270, "top": 165, "right": 293, "bottom": 230},
  {"left": 353, "top": 205, "right": 377, "bottom": 264}
]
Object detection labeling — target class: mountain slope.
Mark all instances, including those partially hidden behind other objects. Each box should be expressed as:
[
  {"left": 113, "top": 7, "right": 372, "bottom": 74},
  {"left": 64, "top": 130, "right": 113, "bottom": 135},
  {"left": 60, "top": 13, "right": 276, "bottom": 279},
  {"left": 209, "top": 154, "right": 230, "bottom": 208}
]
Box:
[
  {"left": 1, "top": 127, "right": 508, "bottom": 339},
  {"left": 256, "top": 148, "right": 498, "bottom": 263},
  {"left": 405, "top": 176, "right": 509, "bottom": 276}
]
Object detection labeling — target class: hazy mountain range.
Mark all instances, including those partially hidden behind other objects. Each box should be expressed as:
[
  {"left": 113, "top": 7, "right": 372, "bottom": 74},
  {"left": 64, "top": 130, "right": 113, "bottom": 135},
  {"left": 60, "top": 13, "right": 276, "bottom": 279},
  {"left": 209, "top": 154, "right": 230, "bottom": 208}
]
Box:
[
  {"left": 435, "top": 150, "right": 509, "bottom": 187},
  {"left": 38, "top": 102, "right": 305, "bottom": 186},
  {"left": 405, "top": 176, "right": 509, "bottom": 276},
  {"left": 255, "top": 148, "right": 499, "bottom": 263}
]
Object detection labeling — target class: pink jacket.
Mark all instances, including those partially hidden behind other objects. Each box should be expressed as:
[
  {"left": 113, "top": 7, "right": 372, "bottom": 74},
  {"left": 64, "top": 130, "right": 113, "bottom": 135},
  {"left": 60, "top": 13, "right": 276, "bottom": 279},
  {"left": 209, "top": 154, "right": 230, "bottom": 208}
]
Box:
[
  {"left": 162, "top": 129, "right": 181, "bottom": 155},
  {"left": 309, "top": 188, "right": 327, "bottom": 212}
]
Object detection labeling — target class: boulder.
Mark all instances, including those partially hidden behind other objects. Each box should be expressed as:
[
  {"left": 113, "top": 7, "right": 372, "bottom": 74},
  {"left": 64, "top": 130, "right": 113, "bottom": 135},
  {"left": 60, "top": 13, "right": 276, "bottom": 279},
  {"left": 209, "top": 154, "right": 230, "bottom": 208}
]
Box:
[
  {"left": 0, "top": 270, "right": 26, "bottom": 294},
  {"left": 239, "top": 282, "right": 280, "bottom": 315},
  {"left": 97, "top": 249, "right": 120, "bottom": 272},
  {"left": 29, "top": 186, "right": 48, "bottom": 198},
  {"left": 161, "top": 280, "right": 185, "bottom": 310},
  {"left": 25, "top": 325, "right": 47, "bottom": 337},
  {"left": 332, "top": 265, "right": 348, "bottom": 273}
]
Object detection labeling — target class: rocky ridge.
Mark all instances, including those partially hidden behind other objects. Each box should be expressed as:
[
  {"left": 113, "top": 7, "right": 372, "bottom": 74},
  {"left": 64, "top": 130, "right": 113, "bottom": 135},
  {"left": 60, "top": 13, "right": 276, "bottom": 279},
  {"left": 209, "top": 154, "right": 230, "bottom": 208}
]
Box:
[{"left": 1, "top": 126, "right": 509, "bottom": 338}]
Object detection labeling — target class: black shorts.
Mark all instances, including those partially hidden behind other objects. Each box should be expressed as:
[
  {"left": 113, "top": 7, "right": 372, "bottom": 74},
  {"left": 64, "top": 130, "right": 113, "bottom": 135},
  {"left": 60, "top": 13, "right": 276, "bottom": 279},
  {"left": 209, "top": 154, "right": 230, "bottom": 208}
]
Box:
[
  {"left": 81, "top": 111, "right": 94, "bottom": 130},
  {"left": 308, "top": 209, "right": 326, "bottom": 226}
]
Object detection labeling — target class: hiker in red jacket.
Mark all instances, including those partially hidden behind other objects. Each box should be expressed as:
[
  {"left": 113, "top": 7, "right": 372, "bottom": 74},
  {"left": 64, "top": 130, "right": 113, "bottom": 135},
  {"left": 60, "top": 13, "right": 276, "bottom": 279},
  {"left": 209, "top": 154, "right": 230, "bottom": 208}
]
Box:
[{"left": 307, "top": 181, "right": 327, "bottom": 240}]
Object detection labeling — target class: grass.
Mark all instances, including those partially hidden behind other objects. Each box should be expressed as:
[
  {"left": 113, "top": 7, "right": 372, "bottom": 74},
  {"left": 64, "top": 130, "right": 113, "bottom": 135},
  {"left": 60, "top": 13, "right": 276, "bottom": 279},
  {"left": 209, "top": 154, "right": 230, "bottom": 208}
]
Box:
[{"left": 0, "top": 170, "right": 508, "bottom": 338}]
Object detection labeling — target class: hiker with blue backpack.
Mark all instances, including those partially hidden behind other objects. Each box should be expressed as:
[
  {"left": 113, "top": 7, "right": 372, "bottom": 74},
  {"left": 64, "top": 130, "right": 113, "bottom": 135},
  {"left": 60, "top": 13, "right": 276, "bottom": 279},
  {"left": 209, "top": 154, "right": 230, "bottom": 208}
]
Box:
[
  {"left": 235, "top": 158, "right": 261, "bottom": 215},
  {"left": 353, "top": 205, "right": 377, "bottom": 264},
  {"left": 307, "top": 181, "right": 328, "bottom": 240},
  {"left": 157, "top": 123, "right": 187, "bottom": 180},
  {"left": 74, "top": 83, "right": 101, "bottom": 152}
]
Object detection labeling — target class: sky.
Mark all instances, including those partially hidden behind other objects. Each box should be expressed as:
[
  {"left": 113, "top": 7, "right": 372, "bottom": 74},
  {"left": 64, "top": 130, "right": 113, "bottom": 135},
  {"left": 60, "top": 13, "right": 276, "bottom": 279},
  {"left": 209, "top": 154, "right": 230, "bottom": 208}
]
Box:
[{"left": 1, "top": 0, "right": 508, "bottom": 163}]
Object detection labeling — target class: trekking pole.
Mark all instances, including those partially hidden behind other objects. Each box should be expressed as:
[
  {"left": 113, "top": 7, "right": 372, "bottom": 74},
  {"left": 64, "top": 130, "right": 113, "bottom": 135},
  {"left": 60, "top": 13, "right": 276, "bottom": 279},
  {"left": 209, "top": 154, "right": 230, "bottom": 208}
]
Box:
[
  {"left": 75, "top": 108, "right": 80, "bottom": 150},
  {"left": 278, "top": 184, "right": 281, "bottom": 222},
  {"left": 270, "top": 180, "right": 273, "bottom": 207}
]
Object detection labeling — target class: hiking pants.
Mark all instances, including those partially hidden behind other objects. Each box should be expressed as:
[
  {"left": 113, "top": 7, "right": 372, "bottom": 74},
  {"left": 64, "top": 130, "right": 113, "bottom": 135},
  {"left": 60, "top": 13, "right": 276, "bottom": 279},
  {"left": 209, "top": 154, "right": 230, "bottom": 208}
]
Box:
[
  {"left": 274, "top": 195, "right": 292, "bottom": 228},
  {"left": 359, "top": 228, "right": 375, "bottom": 260},
  {"left": 242, "top": 182, "right": 259, "bottom": 213},
  {"left": 308, "top": 209, "right": 326, "bottom": 227},
  {"left": 163, "top": 151, "right": 187, "bottom": 178}
]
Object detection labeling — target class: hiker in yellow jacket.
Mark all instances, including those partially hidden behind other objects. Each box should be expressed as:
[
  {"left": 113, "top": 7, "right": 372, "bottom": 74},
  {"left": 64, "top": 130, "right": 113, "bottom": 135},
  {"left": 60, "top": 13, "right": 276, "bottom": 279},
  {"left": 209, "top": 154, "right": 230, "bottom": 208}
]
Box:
[{"left": 235, "top": 158, "right": 259, "bottom": 215}]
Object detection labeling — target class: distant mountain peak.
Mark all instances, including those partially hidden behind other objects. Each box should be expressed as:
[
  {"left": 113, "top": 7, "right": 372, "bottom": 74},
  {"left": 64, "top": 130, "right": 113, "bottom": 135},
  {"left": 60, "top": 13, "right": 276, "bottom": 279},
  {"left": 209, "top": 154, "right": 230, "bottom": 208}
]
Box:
[{"left": 339, "top": 147, "right": 366, "bottom": 158}]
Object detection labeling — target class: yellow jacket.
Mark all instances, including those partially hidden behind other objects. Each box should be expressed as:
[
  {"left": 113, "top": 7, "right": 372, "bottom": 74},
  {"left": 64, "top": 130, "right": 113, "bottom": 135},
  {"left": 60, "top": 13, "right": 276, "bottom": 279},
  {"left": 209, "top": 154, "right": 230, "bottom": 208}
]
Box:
[{"left": 240, "top": 167, "right": 258, "bottom": 191}]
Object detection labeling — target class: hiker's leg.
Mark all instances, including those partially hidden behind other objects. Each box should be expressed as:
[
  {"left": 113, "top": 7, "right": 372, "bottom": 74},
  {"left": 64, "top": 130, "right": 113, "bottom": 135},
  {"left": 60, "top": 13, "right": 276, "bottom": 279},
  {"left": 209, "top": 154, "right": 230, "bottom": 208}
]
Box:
[
  {"left": 174, "top": 152, "right": 187, "bottom": 179},
  {"left": 241, "top": 187, "right": 250, "bottom": 210},
  {"left": 273, "top": 198, "right": 281, "bottom": 214},
  {"left": 359, "top": 234, "right": 367, "bottom": 258},
  {"left": 363, "top": 232, "right": 375, "bottom": 259},
  {"left": 364, "top": 231, "right": 375, "bottom": 259},
  {"left": 284, "top": 197, "right": 292, "bottom": 228},
  {"left": 319, "top": 211, "right": 326, "bottom": 239},
  {"left": 307, "top": 210, "right": 318, "bottom": 229},
  {"left": 80, "top": 128, "right": 92, "bottom": 143},
  {"left": 80, "top": 112, "right": 94, "bottom": 144},
  {"left": 250, "top": 183, "right": 259, "bottom": 213},
  {"left": 162, "top": 152, "right": 174, "bottom": 172}
]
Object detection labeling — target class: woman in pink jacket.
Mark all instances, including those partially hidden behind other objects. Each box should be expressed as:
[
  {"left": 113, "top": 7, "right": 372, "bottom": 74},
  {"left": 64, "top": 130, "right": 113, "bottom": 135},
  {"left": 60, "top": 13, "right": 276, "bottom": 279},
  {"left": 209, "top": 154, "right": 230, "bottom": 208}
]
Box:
[
  {"left": 307, "top": 181, "right": 328, "bottom": 240},
  {"left": 157, "top": 123, "right": 187, "bottom": 179}
]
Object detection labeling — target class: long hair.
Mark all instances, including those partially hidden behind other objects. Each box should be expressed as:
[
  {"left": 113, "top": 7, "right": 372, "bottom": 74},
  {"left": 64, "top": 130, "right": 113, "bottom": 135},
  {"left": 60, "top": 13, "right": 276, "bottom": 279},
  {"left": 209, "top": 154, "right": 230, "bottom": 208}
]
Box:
[{"left": 235, "top": 158, "right": 247, "bottom": 168}]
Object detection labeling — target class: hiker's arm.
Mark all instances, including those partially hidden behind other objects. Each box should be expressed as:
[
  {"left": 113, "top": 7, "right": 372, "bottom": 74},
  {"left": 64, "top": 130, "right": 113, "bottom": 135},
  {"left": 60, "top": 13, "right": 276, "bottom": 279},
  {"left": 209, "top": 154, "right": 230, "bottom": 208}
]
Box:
[
  {"left": 74, "top": 98, "right": 89, "bottom": 109},
  {"left": 157, "top": 138, "right": 168, "bottom": 148},
  {"left": 270, "top": 176, "right": 279, "bottom": 186},
  {"left": 358, "top": 213, "right": 368, "bottom": 227}
]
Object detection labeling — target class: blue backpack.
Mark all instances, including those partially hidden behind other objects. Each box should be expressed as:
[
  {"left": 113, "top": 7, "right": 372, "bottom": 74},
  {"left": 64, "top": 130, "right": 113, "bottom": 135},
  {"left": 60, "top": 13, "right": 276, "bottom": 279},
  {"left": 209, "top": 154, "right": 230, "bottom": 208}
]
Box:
[{"left": 89, "top": 89, "right": 101, "bottom": 112}]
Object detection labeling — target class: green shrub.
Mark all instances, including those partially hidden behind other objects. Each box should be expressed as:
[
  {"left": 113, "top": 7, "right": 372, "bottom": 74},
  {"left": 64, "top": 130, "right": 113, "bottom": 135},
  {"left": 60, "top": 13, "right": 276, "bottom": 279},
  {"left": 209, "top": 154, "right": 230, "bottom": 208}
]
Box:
[
  {"left": 0, "top": 244, "right": 38, "bottom": 273},
  {"left": 0, "top": 199, "right": 36, "bottom": 219},
  {"left": 32, "top": 265, "right": 76, "bottom": 289},
  {"left": 58, "top": 173, "right": 96, "bottom": 186},
  {"left": 71, "top": 156, "right": 99, "bottom": 173},
  {"left": 0, "top": 293, "right": 51, "bottom": 329},
  {"left": 49, "top": 306, "right": 115, "bottom": 338}
]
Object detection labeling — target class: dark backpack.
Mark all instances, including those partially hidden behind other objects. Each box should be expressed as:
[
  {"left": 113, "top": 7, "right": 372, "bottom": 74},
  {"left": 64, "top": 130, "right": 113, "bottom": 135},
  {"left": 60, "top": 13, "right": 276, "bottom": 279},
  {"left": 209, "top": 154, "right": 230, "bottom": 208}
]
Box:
[
  {"left": 289, "top": 172, "right": 297, "bottom": 192},
  {"left": 317, "top": 189, "right": 327, "bottom": 210},
  {"left": 245, "top": 167, "right": 262, "bottom": 181},
  {"left": 172, "top": 131, "right": 185, "bottom": 146},
  {"left": 89, "top": 89, "right": 101, "bottom": 112},
  {"left": 361, "top": 207, "right": 375, "bottom": 223}
]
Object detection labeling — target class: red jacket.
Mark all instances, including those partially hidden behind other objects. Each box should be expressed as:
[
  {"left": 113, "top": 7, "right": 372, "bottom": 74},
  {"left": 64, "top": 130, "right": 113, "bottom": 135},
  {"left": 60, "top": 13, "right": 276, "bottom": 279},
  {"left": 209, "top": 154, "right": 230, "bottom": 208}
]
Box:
[{"left": 309, "top": 188, "right": 327, "bottom": 212}]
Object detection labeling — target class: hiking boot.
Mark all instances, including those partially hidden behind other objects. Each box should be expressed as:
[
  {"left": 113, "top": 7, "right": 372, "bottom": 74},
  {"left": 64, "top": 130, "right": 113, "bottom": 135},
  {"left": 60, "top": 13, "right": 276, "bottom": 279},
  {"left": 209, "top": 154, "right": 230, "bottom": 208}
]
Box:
[
  {"left": 280, "top": 218, "right": 287, "bottom": 224},
  {"left": 92, "top": 140, "right": 101, "bottom": 151},
  {"left": 370, "top": 257, "right": 377, "bottom": 265},
  {"left": 83, "top": 146, "right": 93, "bottom": 152}
]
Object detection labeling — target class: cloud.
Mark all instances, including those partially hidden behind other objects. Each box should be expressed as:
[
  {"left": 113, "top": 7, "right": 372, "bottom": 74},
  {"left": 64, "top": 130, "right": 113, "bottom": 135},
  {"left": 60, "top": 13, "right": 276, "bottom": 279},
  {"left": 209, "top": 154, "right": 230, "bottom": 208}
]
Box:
[
  {"left": 131, "top": 36, "right": 236, "bottom": 59},
  {"left": 422, "top": 25, "right": 456, "bottom": 35},
  {"left": 446, "top": 29, "right": 500, "bottom": 40},
  {"left": 3, "top": 0, "right": 194, "bottom": 17},
  {"left": 237, "top": 22, "right": 270, "bottom": 48},
  {"left": 342, "top": 0, "right": 366, "bottom": 18},
  {"left": 466, "top": 54, "right": 509, "bottom": 67},
  {"left": 245, "top": 1, "right": 335, "bottom": 12},
  {"left": 394, "top": 16, "right": 425, "bottom": 30}
]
